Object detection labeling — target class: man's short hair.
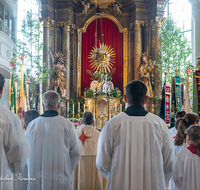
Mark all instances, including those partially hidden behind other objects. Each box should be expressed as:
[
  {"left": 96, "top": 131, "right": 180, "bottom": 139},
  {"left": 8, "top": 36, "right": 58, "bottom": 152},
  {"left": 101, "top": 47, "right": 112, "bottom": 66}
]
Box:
[
  {"left": 125, "top": 80, "right": 147, "bottom": 106},
  {"left": 24, "top": 110, "right": 40, "bottom": 127},
  {"left": 0, "top": 73, "right": 5, "bottom": 90},
  {"left": 83, "top": 111, "right": 93, "bottom": 125},
  {"left": 43, "top": 91, "right": 60, "bottom": 109}
]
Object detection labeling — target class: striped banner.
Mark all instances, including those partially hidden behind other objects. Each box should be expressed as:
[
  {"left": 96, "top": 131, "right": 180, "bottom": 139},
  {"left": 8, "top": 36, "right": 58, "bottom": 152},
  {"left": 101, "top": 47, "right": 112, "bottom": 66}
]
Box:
[{"left": 165, "top": 86, "right": 171, "bottom": 126}]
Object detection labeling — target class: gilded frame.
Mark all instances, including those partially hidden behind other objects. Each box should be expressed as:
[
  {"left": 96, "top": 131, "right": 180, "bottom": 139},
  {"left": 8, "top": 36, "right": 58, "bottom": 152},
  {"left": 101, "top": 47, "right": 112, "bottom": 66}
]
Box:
[{"left": 77, "top": 12, "right": 128, "bottom": 96}]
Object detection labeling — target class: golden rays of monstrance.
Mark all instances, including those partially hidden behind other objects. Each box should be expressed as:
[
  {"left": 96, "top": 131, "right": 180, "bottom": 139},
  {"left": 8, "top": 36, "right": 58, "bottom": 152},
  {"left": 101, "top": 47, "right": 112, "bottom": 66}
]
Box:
[{"left": 88, "top": 43, "right": 116, "bottom": 73}]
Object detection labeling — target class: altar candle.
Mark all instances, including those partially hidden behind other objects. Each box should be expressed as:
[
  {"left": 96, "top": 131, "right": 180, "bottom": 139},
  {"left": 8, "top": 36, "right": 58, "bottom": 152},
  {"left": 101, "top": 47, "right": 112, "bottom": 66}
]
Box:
[
  {"left": 67, "top": 102, "right": 69, "bottom": 112},
  {"left": 120, "top": 104, "right": 122, "bottom": 112},
  {"left": 115, "top": 103, "right": 117, "bottom": 113},
  {"left": 78, "top": 102, "right": 80, "bottom": 111},
  {"left": 83, "top": 104, "right": 85, "bottom": 112}
]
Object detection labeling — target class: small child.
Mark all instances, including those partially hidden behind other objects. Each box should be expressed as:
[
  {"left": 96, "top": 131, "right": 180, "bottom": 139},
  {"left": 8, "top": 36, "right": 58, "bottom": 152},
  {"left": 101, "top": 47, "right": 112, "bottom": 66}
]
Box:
[
  {"left": 173, "top": 125, "right": 200, "bottom": 190},
  {"left": 169, "top": 111, "right": 186, "bottom": 137},
  {"left": 169, "top": 112, "right": 199, "bottom": 190}
]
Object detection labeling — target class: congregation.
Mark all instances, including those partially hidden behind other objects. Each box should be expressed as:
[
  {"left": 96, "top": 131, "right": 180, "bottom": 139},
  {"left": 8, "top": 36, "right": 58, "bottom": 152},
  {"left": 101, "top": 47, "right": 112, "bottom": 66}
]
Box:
[{"left": 0, "top": 72, "right": 200, "bottom": 190}]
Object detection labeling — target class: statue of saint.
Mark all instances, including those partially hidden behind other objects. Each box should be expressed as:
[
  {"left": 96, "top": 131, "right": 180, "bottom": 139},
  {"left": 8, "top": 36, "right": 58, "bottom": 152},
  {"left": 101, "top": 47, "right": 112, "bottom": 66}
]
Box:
[
  {"left": 53, "top": 57, "right": 66, "bottom": 97},
  {"left": 139, "top": 55, "right": 154, "bottom": 98}
]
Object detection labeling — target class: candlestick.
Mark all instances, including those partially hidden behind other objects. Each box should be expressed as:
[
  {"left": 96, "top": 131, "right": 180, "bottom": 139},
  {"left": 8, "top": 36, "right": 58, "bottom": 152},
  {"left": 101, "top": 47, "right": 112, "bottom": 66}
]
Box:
[
  {"left": 115, "top": 102, "right": 117, "bottom": 114},
  {"left": 120, "top": 104, "right": 122, "bottom": 112},
  {"left": 78, "top": 102, "right": 80, "bottom": 118},
  {"left": 83, "top": 104, "right": 85, "bottom": 112},
  {"left": 67, "top": 102, "right": 69, "bottom": 118}
]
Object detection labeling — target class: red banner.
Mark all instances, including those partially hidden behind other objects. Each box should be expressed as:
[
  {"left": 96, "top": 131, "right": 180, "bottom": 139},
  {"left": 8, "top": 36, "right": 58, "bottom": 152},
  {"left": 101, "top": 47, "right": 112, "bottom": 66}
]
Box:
[
  {"left": 165, "top": 86, "right": 171, "bottom": 125},
  {"left": 195, "top": 71, "right": 200, "bottom": 115}
]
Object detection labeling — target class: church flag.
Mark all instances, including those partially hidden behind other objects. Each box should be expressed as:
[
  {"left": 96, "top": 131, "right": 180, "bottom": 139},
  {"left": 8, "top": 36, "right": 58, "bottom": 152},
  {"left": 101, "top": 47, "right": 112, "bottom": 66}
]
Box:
[
  {"left": 175, "top": 76, "right": 182, "bottom": 112},
  {"left": 17, "top": 64, "right": 25, "bottom": 124},
  {"left": 195, "top": 70, "right": 200, "bottom": 115},
  {"left": 9, "top": 66, "right": 17, "bottom": 113},
  {"left": 165, "top": 86, "right": 171, "bottom": 126},
  {"left": 171, "top": 77, "right": 176, "bottom": 128},
  {"left": 193, "top": 72, "right": 199, "bottom": 115}
]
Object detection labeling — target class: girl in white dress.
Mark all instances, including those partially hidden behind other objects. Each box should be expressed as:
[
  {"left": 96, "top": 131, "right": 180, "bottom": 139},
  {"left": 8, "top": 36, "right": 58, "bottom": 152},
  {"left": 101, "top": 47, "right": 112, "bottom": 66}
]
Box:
[
  {"left": 173, "top": 125, "right": 200, "bottom": 190},
  {"left": 169, "top": 113, "right": 200, "bottom": 190}
]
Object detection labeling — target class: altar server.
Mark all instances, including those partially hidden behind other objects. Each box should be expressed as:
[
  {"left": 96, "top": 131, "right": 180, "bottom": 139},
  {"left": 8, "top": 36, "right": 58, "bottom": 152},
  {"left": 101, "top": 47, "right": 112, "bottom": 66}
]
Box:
[
  {"left": 0, "top": 73, "right": 31, "bottom": 190},
  {"left": 74, "top": 111, "right": 103, "bottom": 190},
  {"left": 173, "top": 125, "right": 200, "bottom": 190},
  {"left": 26, "top": 91, "right": 81, "bottom": 190},
  {"left": 96, "top": 80, "right": 175, "bottom": 190}
]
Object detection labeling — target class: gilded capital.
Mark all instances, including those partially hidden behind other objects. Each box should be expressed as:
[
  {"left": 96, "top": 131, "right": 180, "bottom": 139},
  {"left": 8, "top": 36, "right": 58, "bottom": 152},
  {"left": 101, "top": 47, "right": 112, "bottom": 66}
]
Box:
[
  {"left": 43, "top": 17, "right": 51, "bottom": 28},
  {"left": 134, "top": 21, "right": 142, "bottom": 31},
  {"left": 49, "top": 20, "right": 55, "bottom": 31},
  {"left": 155, "top": 17, "right": 165, "bottom": 28}
]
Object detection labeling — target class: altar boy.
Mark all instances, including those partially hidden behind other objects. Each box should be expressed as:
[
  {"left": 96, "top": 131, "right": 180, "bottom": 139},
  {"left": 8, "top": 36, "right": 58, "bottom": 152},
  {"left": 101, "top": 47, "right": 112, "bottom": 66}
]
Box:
[{"left": 96, "top": 80, "right": 175, "bottom": 190}]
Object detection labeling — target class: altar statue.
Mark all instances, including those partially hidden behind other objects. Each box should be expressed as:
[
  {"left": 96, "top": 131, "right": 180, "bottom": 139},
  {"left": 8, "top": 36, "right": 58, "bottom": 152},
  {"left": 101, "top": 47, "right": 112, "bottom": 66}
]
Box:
[
  {"left": 53, "top": 57, "right": 66, "bottom": 97},
  {"left": 139, "top": 55, "right": 154, "bottom": 98}
]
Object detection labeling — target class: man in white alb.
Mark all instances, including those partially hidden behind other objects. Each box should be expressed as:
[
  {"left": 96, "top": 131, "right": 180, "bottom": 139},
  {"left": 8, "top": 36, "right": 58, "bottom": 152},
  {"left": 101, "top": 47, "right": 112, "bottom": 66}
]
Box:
[
  {"left": 74, "top": 111, "right": 103, "bottom": 190},
  {"left": 26, "top": 91, "right": 81, "bottom": 190},
  {"left": 96, "top": 80, "right": 175, "bottom": 190},
  {"left": 0, "top": 73, "right": 31, "bottom": 190}
]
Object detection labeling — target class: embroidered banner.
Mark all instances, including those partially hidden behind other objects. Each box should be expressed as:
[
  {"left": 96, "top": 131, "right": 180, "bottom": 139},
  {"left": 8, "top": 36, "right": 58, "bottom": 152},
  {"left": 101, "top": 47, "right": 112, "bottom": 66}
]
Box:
[
  {"left": 165, "top": 86, "right": 171, "bottom": 126},
  {"left": 171, "top": 77, "right": 176, "bottom": 128},
  {"left": 175, "top": 76, "right": 182, "bottom": 112},
  {"left": 193, "top": 72, "right": 199, "bottom": 115},
  {"left": 195, "top": 71, "right": 200, "bottom": 115}
]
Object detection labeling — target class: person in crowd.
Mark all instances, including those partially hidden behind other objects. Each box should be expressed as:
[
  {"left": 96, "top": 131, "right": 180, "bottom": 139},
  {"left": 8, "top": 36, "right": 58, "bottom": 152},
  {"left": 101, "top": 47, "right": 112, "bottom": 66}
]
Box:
[
  {"left": 25, "top": 91, "right": 81, "bottom": 190},
  {"left": 24, "top": 110, "right": 40, "bottom": 130},
  {"left": 169, "top": 111, "right": 186, "bottom": 137},
  {"left": 96, "top": 80, "right": 175, "bottom": 190},
  {"left": 0, "top": 73, "right": 31, "bottom": 190},
  {"left": 174, "top": 112, "right": 199, "bottom": 155},
  {"left": 19, "top": 110, "right": 39, "bottom": 190},
  {"left": 173, "top": 125, "right": 200, "bottom": 190},
  {"left": 169, "top": 112, "right": 200, "bottom": 190},
  {"left": 74, "top": 111, "right": 103, "bottom": 190}
]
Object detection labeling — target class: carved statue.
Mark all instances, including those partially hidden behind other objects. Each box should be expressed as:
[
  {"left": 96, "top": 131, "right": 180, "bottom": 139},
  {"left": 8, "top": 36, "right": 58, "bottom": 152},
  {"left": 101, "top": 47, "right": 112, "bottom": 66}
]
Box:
[
  {"left": 113, "top": 3, "right": 122, "bottom": 15},
  {"left": 52, "top": 57, "right": 66, "bottom": 97},
  {"left": 139, "top": 55, "right": 154, "bottom": 98},
  {"left": 90, "top": 80, "right": 101, "bottom": 93},
  {"left": 81, "top": 1, "right": 90, "bottom": 15}
]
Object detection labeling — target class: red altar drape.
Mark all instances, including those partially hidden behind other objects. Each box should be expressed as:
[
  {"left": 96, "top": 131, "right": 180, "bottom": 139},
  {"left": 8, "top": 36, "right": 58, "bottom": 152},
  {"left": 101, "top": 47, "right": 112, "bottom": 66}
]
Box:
[{"left": 81, "top": 18, "right": 123, "bottom": 95}]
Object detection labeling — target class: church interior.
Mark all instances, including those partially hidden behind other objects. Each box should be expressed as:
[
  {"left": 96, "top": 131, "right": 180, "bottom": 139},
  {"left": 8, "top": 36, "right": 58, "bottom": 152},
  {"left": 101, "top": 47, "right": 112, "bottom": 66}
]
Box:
[{"left": 0, "top": 0, "right": 200, "bottom": 189}]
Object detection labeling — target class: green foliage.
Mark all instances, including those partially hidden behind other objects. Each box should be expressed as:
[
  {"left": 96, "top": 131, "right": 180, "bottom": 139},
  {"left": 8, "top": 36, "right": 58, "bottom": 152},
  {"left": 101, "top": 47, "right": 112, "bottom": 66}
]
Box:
[
  {"left": 157, "top": 16, "right": 192, "bottom": 84},
  {"left": 84, "top": 88, "right": 95, "bottom": 98},
  {"left": 110, "top": 88, "right": 123, "bottom": 103},
  {"left": 13, "top": 10, "right": 52, "bottom": 109}
]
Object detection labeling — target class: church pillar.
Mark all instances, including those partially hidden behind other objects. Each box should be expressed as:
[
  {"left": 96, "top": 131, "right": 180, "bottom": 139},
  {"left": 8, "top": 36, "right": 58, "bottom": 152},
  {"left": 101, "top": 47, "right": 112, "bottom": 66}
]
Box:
[
  {"left": 43, "top": 17, "right": 51, "bottom": 93},
  {"left": 144, "top": 22, "right": 149, "bottom": 55},
  {"left": 134, "top": 21, "right": 142, "bottom": 80},
  {"left": 188, "top": 0, "right": 200, "bottom": 65},
  {"left": 63, "top": 22, "right": 71, "bottom": 98},
  {"left": 154, "top": 17, "right": 162, "bottom": 97}
]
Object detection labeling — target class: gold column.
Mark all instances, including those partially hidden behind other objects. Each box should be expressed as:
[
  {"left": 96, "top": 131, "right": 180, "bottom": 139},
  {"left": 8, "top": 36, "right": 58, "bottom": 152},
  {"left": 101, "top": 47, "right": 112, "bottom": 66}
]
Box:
[
  {"left": 63, "top": 22, "right": 71, "bottom": 98},
  {"left": 154, "top": 17, "right": 162, "bottom": 97},
  {"left": 144, "top": 22, "right": 149, "bottom": 55},
  {"left": 43, "top": 17, "right": 51, "bottom": 93},
  {"left": 134, "top": 21, "right": 142, "bottom": 80}
]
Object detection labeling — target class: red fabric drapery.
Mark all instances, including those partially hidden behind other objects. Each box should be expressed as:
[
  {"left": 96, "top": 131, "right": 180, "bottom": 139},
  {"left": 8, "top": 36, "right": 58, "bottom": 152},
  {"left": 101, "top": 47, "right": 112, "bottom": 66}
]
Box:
[{"left": 81, "top": 18, "right": 123, "bottom": 95}]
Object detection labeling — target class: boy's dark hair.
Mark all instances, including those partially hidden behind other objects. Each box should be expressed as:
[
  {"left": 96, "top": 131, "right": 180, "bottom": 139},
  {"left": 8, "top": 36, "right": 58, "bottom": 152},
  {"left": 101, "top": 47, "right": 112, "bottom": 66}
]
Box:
[
  {"left": 125, "top": 80, "right": 147, "bottom": 106},
  {"left": 0, "top": 73, "right": 5, "bottom": 90},
  {"left": 175, "top": 111, "right": 186, "bottom": 120},
  {"left": 24, "top": 110, "right": 40, "bottom": 128},
  {"left": 83, "top": 111, "right": 93, "bottom": 125}
]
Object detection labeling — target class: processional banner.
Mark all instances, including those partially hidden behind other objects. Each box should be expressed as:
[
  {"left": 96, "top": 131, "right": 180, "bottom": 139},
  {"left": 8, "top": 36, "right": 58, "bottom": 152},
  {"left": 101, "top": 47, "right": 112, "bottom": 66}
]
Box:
[
  {"left": 165, "top": 86, "right": 171, "bottom": 126},
  {"left": 175, "top": 76, "right": 182, "bottom": 112},
  {"left": 195, "top": 71, "right": 200, "bottom": 115}
]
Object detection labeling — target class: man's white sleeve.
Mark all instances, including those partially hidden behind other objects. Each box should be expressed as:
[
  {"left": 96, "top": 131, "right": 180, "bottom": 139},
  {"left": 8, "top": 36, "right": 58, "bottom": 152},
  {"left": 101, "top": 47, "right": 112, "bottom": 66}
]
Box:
[
  {"left": 96, "top": 123, "right": 112, "bottom": 180},
  {"left": 4, "top": 116, "right": 31, "bottom": 173},
  {"left": 162, "top": 125, "right": 175, "bottom": 185},
  {"left": 69, "top": 123, "right": 81, "bottom": 171}
]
